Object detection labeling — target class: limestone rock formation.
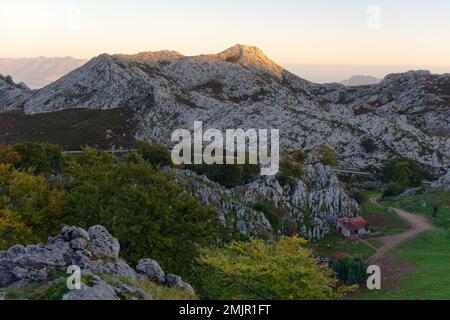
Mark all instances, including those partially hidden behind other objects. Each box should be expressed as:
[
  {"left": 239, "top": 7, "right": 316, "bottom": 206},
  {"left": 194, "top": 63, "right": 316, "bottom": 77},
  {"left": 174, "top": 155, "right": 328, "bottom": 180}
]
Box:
[{"left": 0, "top": 225, "right": 194, "bottom": 300}]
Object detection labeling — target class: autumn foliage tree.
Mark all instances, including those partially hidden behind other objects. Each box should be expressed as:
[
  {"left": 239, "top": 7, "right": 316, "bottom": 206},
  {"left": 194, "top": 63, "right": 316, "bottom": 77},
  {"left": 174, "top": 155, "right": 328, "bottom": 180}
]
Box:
[
  {"left": 0, "top": 164, "right": 66, "bottom": 249},
  {"left": 195, "top": 236, "right": 356, "bottom": 300}
]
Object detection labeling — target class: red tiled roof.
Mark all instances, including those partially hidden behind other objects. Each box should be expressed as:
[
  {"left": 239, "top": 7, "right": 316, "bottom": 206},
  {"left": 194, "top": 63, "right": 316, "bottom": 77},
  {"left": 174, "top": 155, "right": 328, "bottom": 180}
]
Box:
[{"left": 338, "top": 216, "right": 367, "bottom": 230}]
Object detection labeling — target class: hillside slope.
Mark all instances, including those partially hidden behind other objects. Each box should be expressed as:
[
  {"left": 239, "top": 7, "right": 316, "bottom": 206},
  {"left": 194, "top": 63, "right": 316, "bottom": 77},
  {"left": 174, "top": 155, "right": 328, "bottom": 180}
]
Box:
[{"left": 0, "top": 45, "right": 449, "bottom": 174}]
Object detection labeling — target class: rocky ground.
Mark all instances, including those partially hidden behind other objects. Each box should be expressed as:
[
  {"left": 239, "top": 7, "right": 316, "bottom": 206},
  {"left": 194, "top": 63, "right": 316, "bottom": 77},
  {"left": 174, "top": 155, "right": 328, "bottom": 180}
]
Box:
[{"left": 0, "top": 225, "right": 195, "bottom": 300}]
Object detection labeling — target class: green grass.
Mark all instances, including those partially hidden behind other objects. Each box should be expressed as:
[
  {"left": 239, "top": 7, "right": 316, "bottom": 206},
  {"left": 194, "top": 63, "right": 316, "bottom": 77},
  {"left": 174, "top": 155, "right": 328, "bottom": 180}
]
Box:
[
  {"left": 135, "top": 280, "right": 198, "bottom": 300},
  {"left": 357, "top": 190, "right": 450, "bottom": 300},
  {"left": 101, "top": 273, "right": 198, "bottom": 301},
  {"left": 361, "top": 193, "right": 409, "bottom": 236},
  {"left": 0, "top": 274, "right": 69, "bottom": 300},
  {"left": 358, "top": 230, "right": 450, "bottom": 300},
  {"left": 382, "top": 190, "right": 450, "bottom": 229},
  {"left": 315, "top": 232, "right": 382, "bottom": 260}
]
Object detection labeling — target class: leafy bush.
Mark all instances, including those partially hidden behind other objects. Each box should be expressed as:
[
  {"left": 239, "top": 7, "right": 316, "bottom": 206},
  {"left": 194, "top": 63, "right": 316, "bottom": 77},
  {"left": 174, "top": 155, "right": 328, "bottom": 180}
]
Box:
[
  {"left": 62, "top": 148, "right": 218, "bottom": 277},
  {"left": 381, "top": 157, "right": 428, "bottom": 197},
  {"left": 316, "top": 144, "right": 337, "bottom": 166},
  {"left": 277, "top": 151, "right": 305, "bottom": 186},
  {"left": 361, "top": 137, "right": 377, "bottom": 153},
  {"left": 333, "top": 257, "right": 368, "bottom": 285},
  {"left": 384, "top": 182, "right": 408, "bottom": 197},
  {"left": 194, "top": 237, "right": 356, "bottom": 300},
  {"left": 135, "top": 140, "right": 173, "bottom": 168},
  {"left": 186, "top": 161, "right": 260, "bottom": 189},
  {"left": 252, "top": 202, "right": 281, "bottom": 231},
  {"left": 349, "top": 189, "right": 368, "bottom": 205},
  {"left": 13, "top": 143, "right": 65, "bottom": 174},
  {"left": 0, "top": 144, "right": 21, "bottom": 165},
  {"left": 0, "top": 164, "right": 66, "bottom": 249},
  {"left": 5, "top": 75, "right": 14, "bottom": 86}
]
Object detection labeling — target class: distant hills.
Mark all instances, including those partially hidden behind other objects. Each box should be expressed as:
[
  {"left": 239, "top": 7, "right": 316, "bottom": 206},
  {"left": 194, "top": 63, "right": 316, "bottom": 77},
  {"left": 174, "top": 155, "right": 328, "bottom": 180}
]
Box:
[
  {"left": 0, "top": 57, "right": 86, "bottom": 89},
  {"left": 341, "top": 75, "right": 381, "bottom": 86}
]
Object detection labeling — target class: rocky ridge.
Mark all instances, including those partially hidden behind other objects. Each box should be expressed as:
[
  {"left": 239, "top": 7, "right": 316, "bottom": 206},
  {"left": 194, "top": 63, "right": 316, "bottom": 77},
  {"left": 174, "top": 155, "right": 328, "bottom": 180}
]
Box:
[
  {"left": 0, "top": 45, "right": 449, "bottom": 177},
  {"left": 0, "top": 225, "right": 194, "bottom": 300},
  {"left": 171, "top": 163, "right": 360, "bottom": 240}
]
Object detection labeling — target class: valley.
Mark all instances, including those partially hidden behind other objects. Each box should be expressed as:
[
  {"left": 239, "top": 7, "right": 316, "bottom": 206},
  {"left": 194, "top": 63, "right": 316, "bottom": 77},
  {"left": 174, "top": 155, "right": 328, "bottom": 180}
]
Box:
[{"left": 0, "top": 44, "right": 449, "bottom": 301}]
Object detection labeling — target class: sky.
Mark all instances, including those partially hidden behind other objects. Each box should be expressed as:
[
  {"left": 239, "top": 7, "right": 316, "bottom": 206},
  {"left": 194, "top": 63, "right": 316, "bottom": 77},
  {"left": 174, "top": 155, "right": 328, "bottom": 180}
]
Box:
[{"left": 1, "top": 0, "right": 450, "bottom": 82}]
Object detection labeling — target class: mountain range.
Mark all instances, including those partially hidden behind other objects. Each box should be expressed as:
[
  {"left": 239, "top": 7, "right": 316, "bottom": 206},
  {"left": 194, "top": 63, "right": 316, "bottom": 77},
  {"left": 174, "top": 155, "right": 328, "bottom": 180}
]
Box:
[
  {"left": 0, "top": 44, "right": 449, "bottom": 177},
  {"left": 0, "top": 57, "right": 87, "bottom": 89}
]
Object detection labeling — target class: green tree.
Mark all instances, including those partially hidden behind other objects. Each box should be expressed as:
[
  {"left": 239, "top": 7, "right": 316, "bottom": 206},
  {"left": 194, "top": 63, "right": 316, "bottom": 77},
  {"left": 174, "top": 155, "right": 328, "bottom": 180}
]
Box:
[
  {"left": 432, "top": 199, "right": 441, "bottom": 223},
  {"left": 361, "top": 137, "right": 377, "bottom": 153},
  {"left": 252, "top": 202, "right": 281, "bottom": 232},
  {"left": 333, "top": 257, "right": 368, "bottom": 285},
  {"left": 0, "top": 144, "right": 21, "bottom": 165},
  {"left": 0, "top": 164, "right": 66, "bottom": 249},
  {"left": 13, "top": 143, "right": 65, "bottom": 174},
  {"left": 135, "top": 140, "right": 173, "bottom": 168},
  {"left": 62, "top": 148, "right": 218, "bottom": 276},
  {"left": 195, "top": 237, "right": 356, "bottom": 300},
  {"left": 5, "top": 75, "right": 14, "bottom": 86},
  {"left": 381, "top": 157, "right": 428, "bottom": 197}
]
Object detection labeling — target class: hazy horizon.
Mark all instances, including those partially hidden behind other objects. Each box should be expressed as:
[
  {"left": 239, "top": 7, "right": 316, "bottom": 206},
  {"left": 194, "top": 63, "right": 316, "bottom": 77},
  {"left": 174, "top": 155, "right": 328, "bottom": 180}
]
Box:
[
  {"left": 1, "top": 53, "right": 449, "bottom": 86},
  {"left": 2, "top": 1, "right": 450, "bottom": 63}
]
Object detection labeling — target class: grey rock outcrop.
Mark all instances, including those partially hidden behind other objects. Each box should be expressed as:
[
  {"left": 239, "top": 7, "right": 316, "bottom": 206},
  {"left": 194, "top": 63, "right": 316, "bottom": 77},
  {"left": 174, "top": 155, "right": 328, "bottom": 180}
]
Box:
[
  {"left": 62, "top": 278, "right": 119, "bottom": 301},
  {"left": 0, "top": 225, "right": 194, "bottom": 300},
  {"left": 0, "top": 74, "right": 31, "bottom": 112},
  {"left": 166, "top": 274, "right": 195, "bottom": 295},
  {"left": 432, "top": 170, "right": 450, "bottom": 191},
  {"left": 170, "top": 163, "right": 360, "bottom": 240},
  {"left": 136, "top": 259, "right": 165, "bottom": 284},
  {"left": 87, "top": 225, "right": 120, "bottom": 259}
]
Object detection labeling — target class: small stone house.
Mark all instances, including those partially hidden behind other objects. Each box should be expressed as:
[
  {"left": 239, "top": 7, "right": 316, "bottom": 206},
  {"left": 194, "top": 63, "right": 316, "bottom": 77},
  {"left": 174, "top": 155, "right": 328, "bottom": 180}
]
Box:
[{"left": 337, "top": 216, "right": 369, "bottom": 238}]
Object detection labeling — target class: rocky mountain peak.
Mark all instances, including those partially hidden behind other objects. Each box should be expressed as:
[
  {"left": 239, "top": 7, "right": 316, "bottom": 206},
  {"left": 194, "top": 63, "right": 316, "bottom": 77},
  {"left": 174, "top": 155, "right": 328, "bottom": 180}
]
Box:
[
  {"left": 211, "top": 44, "right": 284, "bottom": 75},
  {"left": 380, "top": 70, "right": 432, "bottom": 87},
  {"left": 115, "top": 50, "right": 184, "bottom": 63}
]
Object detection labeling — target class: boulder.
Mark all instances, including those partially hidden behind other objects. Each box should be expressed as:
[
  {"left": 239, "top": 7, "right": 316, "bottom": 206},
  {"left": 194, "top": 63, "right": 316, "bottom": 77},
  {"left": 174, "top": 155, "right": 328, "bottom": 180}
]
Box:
[
  {"left": 165, "top": 274, "right": 195, "bottom": 295},
  {"left": 136, "top": 259, "right": 165, "bottom": 284},
  {"left": 88, "top": 225, "right": 120, "bottom": 259},
  {"left": 62, "top": 279, "right": 119, "bottom": 301}
]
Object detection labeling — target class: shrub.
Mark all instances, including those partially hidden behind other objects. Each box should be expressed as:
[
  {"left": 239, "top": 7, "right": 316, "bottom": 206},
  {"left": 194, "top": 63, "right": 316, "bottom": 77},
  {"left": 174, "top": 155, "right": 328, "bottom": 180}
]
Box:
[
  {"left": 62, "top": 148, "right": 218, "bottom": 277},
  {"left": 333, "top": 257, "right": 368, "bottom": 285},
  {"left": 0, "top": 164, "right": 66, "bottom": 249},
  {"left": 349, "top": 189, "right": 368, "bottom": 205},
  {"left": 5, "top": 75, "right": 14, "bottom": 86},
  {"left": 361, "top": 137, "right": 377, "bottom": 153},
  {"left": 194, "top": 237, "right": 356, "bottom": 300},
  {"left": 383, "top": 182, "right": 407, "bottom": 198},
  {"left": 252, "top": 202, "right": 281, "bottom": 231},
  {"left": 0, "top": 144, "right": 21, "bottom": 165},
  {"left": 135, "top": 140, "right": 173, "bottom": 168},
  {"left": 13, "top": 143, "right": 65, "bottom": 174},
  {"left": 186, "top": 161, "right": 260, "bottom": 189},
  {"left": 276, "top": 152, "right": 305, "bottom": 186},
  {"left": 316, "top": 144, "right": 337, "bottom": 166},
  {"left": 381, "top": 157, "right": 428, "bottom": 194}
]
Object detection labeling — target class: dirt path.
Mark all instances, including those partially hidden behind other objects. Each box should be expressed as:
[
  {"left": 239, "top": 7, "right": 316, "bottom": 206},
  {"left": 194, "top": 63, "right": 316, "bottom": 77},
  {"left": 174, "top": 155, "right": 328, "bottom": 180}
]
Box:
[{"left": 367, "top": 198, "right": 436, "bottom": 264}]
